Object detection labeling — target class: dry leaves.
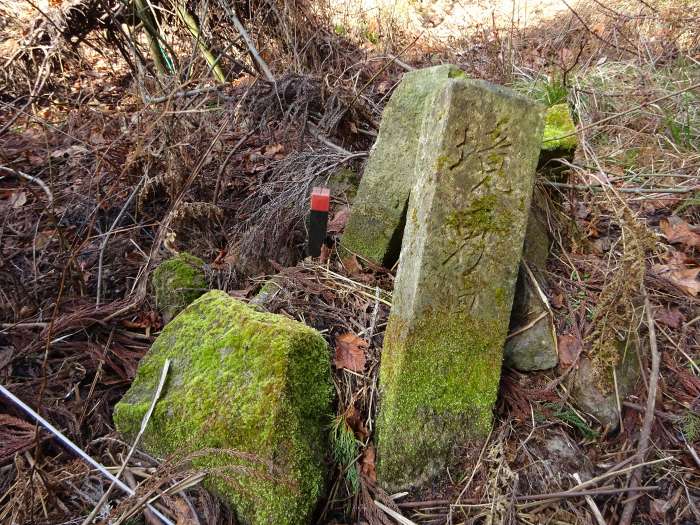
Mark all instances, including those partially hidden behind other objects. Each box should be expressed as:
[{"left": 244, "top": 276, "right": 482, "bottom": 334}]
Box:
[
  {"left": 654, "top": 306, "right": 686, "bottom": 329},
  {"left": 653, "top": 250, "right": 700, "bottom": 297},
  {"left": 341, "top": 254, "right": 362, "bottom": 276},
  {"left": 557, "top": 333, "right": 582, "bottom": 368},
  {"left": 328, "top": 206, "right": 351, "bottom": 234},
  {"left": 345, "top": 405, "right": 369, "bottom": 440},
  {"left": 334, "top": 332, "right": 368, "bottom": 372},
  {"left": 359, "top": 445, "right": 377, "bottom": 482},
  {"left": 660, "top": 215, "right": 700, "bottom": 249}
]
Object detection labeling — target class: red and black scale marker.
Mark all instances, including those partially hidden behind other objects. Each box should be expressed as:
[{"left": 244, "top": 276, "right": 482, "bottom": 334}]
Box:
[{"left": 308, "top": 187, "right": 330, "bottom": 257}]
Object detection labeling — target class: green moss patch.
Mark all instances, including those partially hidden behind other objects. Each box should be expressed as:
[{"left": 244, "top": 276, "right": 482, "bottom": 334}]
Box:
[
  {"left": 377, "top": 312, "right": 503, "bottom": 489},
  {"left": 151, "top": 252, "right": 207, "bottom": 321},
  {"left": 113, "top": 290, "right": 333, "bottom": 525},
  {"left": 542, "top": 103, "right": 578, "bottom": 153}
]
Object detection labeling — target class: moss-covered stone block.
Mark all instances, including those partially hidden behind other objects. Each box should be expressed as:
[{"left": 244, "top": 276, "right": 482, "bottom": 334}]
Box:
[
  {"left": 539, "top": 103, "right": 578, "bottom": 170},
  {"left": 113, "top": 290, "right": 333, "bottom": 525},
  {"left": 341, "top": 64, "right": 465, "bottom": 266},
  {"left": 151, "top": 252, "right": 207, "bottom": 322},
  {"left": 376, "top": 79, "right": 545, "bottom": 490}
]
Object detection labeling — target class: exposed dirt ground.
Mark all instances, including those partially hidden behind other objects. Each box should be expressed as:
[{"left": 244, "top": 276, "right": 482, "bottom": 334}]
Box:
[{"left": 0, "top": 0, "right": 699, "bottom": 524}]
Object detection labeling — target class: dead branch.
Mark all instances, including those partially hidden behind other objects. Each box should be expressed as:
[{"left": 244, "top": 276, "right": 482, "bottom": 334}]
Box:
[{"left": 618, "top": 293, "right": 661, "bottom": 525}]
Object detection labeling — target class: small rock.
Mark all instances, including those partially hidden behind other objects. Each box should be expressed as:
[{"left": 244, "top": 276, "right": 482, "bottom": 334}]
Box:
[
  {"left": 114, "top": 290, "right": 333, "bottom": 525},
  {"left": 504, "top": 266, "right": 558, "bottom": 372},
  {"left": 571, "top": 336, "right": 640, "bottom": 431},
  {"left": 249, "top": 277, "right": 283, "bottom": 310},
  {"left": 151, "top": 252, "right": 207, "bottom": 323}
]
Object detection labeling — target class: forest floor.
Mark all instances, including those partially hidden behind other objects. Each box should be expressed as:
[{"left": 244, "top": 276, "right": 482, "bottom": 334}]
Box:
[{"left": 0, "top": 0, "right": 699, "bottom": 524}]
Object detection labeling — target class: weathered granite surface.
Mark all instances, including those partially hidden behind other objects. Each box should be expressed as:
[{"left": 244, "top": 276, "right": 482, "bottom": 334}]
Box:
[
  {"left": 341, "top": 64, "right": 465, "bottom": 266},
  {"left": 376, "top": 78, "right": 545, "bottom": 489}
]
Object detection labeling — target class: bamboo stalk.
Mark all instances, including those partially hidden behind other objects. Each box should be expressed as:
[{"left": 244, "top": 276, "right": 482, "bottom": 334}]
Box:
[{"left": 175, "top": 4, "right": 226, "bottom": 83}]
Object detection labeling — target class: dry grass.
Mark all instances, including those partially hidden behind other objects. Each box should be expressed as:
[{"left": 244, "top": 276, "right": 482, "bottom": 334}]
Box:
[{"left": 1, "top": 0, "right": 699, "bottom": 523}]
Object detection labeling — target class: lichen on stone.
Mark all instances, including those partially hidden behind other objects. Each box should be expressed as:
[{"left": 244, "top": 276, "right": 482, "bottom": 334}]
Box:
[
  {"left": 151, "top": 252, "right": 207, "bottom": 322},
  {"left": 113, "top": 290, "right": 333, "bottom": 525}
]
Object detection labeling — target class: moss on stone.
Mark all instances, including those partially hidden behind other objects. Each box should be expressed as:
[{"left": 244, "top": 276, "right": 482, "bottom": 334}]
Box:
[
  {"left": 151, "top": 252, "right": 207, "bottom": 321},
  {"left": 377, "top": 311, "right": 503, "bottom": 489},
  {"left": 375, "top": 78, "right": 544, "bottom": 491},
  {"left": 113, "top": 290, "right": 333, "bottom": 525},
  {"left": 542, "top": 103, "right": 578, "bottom": 153}
]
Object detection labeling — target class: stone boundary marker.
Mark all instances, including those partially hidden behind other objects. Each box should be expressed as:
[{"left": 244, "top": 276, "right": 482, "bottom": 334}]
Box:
[
  {"left": 376, "top": 78, "right": 544, "bottom": 489},
  {"left": 341, "top": 64, "right": 465, "bottom": 266}
]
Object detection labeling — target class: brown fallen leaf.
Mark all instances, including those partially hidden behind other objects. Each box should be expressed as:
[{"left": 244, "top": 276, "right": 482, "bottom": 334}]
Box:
[
  {"left": 327, "top": 206, "right": 351, "bottom": 234},
  {"left": 653, "top": 263, "right": 700, "bottom": 297},
  {"left": 359, "top": 445, "right": 376, "bottom": 482},
  {"left": 557, "top": 333, "right": 581, "bottom": 368},
  {"left": 263, "top": 143, "right": 284, "bottom": 157},
  {"left": 345, "top": 406, "right": 369, "bottom": 440},
  {"left": 654, "top": 306, "right": 685, "bottom": 329},
  {"left": 334, "top": 332, "right": 368, "bottom": 372},
  {"left": 660, "top": 215, "right": 700, "bottom": 249},
  {"left": 341, "top": 254, "right": 362, "bottom": 276}
]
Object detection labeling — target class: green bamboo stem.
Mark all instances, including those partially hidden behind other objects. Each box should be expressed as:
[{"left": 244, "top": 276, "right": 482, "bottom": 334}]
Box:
[
  {"left": 175, "top": 4, "right": 226, "bottom": 83},
  {"left": 133, "top": 0, "right": 171, "bottom": 75}
]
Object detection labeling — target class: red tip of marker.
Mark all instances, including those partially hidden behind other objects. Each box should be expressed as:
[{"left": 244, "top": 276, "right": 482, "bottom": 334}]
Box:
[{"left": 311, "top": 187, "right": 330, "bottom": 212}]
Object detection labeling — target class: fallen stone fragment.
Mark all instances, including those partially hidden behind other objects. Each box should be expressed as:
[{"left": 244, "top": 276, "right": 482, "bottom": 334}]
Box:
[
  {"left": 151, "top": 252, "right": 207, "bottom": 322},
  {"left": 539, "top": 103, "right": 578, "bottom": 170},
  {"left": 376, "top": 78, "right": 545, "bottom": 489},
  {"left": 249, "top": 277, "right": 284, "bottom": 310},
  {"left": 114, "top": 290, "right": 333, "bottom": 525},
  {"left": 504, "top": 267, "right": 558, "bottom": 371},
  {"left": 342, "top": 64, "right": 465, "bottom": 266},
  {"left": 570, "top": 336, "right": 640, "bottom": 431}
]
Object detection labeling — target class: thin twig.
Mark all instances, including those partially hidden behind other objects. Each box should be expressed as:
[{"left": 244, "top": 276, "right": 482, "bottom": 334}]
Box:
[
  {"left": 543, "top": 180, "right": 696, "bottom": 194},
  {"left": 619, "top": 294, "right": 661, "bottom": 525},
  {"left": 1, "top": 166, "right": 54, "bottom": 205},
  {"left": 374, "top": 500, "right": 418, "bottom": 525},
  {"left": 82, "top": 359, "right": 170, "bottom": 524},
  {"left": 96, "top": 175, "right": 145, "bottom": 306},
  {"left": 0, "top": 385, "right": 175, "bottom": 525},
  {"left": 573, "top": 473, "right": 606, "bottom": 525},
  {"left": 218, "top": 0, "right": 274, "bottom": 83}
]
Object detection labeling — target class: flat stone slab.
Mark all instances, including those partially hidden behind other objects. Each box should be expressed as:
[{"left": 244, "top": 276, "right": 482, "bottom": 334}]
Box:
[
  {"left": 376, "top": 78, "right": 544, "bottom": 489},
  {"left": 341, "top": 64, "right": 465, "bottom": 266},
  {"left": 114, "top": 290, "right": 332, "bottom": 525}
]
